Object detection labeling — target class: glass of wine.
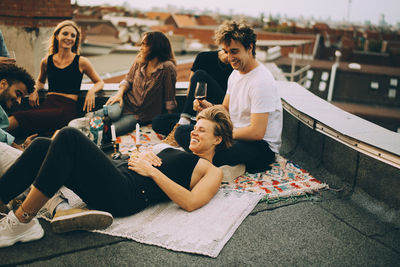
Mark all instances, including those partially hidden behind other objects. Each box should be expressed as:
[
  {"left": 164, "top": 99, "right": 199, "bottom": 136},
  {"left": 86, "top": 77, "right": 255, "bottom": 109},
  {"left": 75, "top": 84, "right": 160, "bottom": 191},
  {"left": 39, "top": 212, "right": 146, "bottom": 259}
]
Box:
[{"left": 194, "top": 81, "right": 207, "bottom": 101}]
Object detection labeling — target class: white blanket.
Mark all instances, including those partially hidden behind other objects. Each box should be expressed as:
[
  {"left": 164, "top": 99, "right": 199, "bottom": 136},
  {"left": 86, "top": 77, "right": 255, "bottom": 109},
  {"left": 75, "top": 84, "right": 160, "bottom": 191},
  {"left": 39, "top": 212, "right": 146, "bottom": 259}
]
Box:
[{"left": 49, "top": 187, "right": 263, "bottom": 258}]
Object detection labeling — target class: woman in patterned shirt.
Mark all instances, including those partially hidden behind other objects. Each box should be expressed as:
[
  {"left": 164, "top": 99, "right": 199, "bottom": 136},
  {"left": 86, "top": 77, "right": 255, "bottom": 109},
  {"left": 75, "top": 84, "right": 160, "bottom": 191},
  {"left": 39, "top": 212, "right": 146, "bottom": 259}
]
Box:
[{"left": 93, "top": 31, "right": 177, "bottom": 136}]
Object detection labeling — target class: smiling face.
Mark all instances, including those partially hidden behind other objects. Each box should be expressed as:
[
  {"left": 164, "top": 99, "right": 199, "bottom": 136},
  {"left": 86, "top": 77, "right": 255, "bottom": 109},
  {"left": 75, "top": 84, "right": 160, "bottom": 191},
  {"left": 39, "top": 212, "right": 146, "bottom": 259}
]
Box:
[
  {"left": 189, "top": 118, "right": 222, "bottom": 156},
  {"left": 221, "top": 40, "right": 254, "bottom": 74},
  {"left": 0, "top": 79, "right": 28, "bottom": 109},
  {"left": 56, "top": 26, "right": 77, "bottom": 50}
]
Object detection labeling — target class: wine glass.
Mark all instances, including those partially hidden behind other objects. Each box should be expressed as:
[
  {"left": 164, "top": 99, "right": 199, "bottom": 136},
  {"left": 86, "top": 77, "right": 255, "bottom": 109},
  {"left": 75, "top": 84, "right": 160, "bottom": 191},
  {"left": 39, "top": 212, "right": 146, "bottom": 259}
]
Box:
[{"left": 194, "top": 81, "right": 207, "bottom": 101}]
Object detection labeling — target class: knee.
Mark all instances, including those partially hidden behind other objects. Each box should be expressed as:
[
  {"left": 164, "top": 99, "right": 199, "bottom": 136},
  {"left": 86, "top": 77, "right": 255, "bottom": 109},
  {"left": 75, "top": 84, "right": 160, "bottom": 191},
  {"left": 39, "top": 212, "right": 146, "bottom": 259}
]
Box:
[
  {"left": 191, "top": 70, "right": 208, "bottom": 83},
  {"left": 30, "top": 137, "right": 51, "bottom": 147},
  {"left": 108, "top": 103, "right": 122, "bottom": 121},
  {"left": 55, "top": 127, "right": 81, "bottom": 141}
]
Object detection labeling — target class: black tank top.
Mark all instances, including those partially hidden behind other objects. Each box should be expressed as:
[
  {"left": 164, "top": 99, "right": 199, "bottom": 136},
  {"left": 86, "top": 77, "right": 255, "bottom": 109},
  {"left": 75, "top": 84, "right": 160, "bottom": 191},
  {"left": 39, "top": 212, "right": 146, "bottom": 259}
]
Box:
[
  {"left": 117, "top": 148, "right": 200, "bottom": 204},
  {"left": 47, "top": 55, "right": 83, "bottom": 95}
]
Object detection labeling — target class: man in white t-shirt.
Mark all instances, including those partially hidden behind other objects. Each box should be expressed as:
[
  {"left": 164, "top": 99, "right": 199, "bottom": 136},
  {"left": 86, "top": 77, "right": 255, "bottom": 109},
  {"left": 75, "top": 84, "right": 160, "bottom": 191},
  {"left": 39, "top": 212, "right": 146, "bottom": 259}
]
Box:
[{"left": 176, "top": 20, "right": 282, "bottom": 173}]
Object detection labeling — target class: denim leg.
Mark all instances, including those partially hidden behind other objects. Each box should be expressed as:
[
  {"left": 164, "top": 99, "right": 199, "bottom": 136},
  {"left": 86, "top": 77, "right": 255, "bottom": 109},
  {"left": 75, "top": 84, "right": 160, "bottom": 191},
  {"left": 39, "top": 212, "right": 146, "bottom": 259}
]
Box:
[
  {"left": 112, "top": 114, "right": 137, "bottom": 136},
  {"left": 94, "top": 102, "right": 122, "bottom": 122}
]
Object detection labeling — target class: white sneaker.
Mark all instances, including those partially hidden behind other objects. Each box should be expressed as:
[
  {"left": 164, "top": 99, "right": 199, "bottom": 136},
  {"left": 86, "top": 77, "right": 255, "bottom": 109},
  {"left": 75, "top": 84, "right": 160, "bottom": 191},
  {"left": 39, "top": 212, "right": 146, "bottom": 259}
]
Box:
[{"left": 0, "top": 211, "right": 44, "bottom": 248}]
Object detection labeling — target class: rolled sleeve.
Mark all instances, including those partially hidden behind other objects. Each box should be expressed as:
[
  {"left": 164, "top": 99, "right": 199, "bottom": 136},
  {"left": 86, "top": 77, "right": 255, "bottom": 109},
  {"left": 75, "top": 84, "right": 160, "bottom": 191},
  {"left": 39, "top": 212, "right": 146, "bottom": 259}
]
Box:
[
  {"left": 0, "top": 128, "right": 14, "bottom": 145},
  {"left": 163, "top": 64, "right": 177, "bottom": 111}
]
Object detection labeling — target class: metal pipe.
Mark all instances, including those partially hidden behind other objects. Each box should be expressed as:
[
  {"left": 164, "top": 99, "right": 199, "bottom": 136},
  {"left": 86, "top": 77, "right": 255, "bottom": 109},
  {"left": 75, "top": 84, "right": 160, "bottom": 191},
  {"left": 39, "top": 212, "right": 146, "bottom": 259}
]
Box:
[{"left": 327, "top": 50, "right": 341, "bottom": 102}]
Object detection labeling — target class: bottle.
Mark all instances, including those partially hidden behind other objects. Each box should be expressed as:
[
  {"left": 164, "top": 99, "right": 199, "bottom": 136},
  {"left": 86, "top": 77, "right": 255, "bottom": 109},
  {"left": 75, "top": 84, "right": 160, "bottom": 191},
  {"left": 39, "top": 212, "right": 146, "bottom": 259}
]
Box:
[{"left": 102, "top": 105, "right": 111, "bottom": 145}]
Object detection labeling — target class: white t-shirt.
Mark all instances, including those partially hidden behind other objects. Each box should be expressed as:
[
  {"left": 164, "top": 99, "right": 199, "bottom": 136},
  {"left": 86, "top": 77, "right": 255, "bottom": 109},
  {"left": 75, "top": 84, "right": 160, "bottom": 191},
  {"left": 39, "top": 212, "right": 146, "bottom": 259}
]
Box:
[{"left": 226, "top": 62, "right": 282, "bottom": 153}]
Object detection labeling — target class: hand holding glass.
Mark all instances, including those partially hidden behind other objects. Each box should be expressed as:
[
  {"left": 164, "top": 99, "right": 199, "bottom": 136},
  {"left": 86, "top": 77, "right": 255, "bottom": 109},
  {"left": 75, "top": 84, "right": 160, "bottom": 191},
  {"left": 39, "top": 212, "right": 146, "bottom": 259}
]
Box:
[{"left": 194, "top": 82, "right": 207, "bottom": 101}]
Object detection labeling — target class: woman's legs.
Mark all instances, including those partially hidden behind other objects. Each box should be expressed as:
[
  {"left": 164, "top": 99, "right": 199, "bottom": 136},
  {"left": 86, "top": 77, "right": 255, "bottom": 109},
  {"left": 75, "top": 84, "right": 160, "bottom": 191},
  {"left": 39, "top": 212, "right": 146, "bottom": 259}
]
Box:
[
  {"left": 181, "top": 70, "right": 226, "bottom": 119},
  {"left": 1, "top": 127, "right": 133, "bottom": 217},
  {"left": 94, "top": 102, "right": 122, "bottom": 122},
  {"left": 0, "top": 137, "right": 52, "bottom": 204},
  {"left": 112, "top": 114, "right": 137, "bottom": 136},
  {"left": 94, "top": 103, "right": 136, "bottom": 136},
  {"left": 10, "top": 95, "right": 79, "bottom": 135}
]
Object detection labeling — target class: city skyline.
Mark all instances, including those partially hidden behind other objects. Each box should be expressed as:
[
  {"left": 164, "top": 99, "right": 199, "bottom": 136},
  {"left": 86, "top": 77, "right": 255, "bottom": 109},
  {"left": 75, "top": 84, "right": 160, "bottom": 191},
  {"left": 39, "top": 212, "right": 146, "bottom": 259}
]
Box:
[{"left": 75, "top": 0, "right": 400, "bottom": 26}]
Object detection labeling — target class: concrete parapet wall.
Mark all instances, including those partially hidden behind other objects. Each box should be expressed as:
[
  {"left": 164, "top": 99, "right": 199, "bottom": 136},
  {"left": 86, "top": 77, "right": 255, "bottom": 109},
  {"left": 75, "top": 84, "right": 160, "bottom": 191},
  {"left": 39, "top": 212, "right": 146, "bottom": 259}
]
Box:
[
  {"left": 281, "top": 108, "right": 400, "bottom": 207},
  {"left": 1, "top": 26, "right": 52, "bottom": 78}
]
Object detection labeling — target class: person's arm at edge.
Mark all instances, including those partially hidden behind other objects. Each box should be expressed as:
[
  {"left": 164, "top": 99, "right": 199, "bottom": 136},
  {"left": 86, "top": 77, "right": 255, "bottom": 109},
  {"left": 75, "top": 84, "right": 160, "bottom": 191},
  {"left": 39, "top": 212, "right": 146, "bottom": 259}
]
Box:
[
  {"left": 164, "top": 63, "right": 177, "bottom": 114},
  {"left": 233, "top": 112, "right": 268, "bottom": 141},
  {"left": 80, "top": 56, "right": 104, "bottom": 112}
]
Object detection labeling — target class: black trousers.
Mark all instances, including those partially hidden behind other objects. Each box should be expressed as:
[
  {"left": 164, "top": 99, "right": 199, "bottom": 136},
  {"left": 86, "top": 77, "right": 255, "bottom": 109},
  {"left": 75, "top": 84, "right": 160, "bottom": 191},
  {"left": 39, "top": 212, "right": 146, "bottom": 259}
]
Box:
[
  {"left": 152, "top": 69, "right": 226, "bottom": 136},
  {"left": 0, "top": 127, "right": 146, "bottom": 216},
  {"left": 174, "top": 124, "right": 275, "bottom": 173}
]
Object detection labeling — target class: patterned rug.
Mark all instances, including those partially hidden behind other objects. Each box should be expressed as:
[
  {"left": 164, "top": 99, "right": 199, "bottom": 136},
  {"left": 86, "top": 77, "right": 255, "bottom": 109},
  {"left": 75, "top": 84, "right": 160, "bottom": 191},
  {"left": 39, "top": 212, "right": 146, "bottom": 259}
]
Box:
[
  {"left": 118, "top": 126, "right": 328, "bottom": 200},
  {"left": 221, "top": 155, "right": 328, "bottom": 201}
]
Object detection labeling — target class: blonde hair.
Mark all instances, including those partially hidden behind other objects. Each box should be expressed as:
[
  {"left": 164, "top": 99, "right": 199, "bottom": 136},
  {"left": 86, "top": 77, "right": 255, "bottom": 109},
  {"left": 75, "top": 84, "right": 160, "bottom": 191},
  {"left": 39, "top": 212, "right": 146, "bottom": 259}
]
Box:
[
  {"left": 196, "top": 105, "right": 233, "bottom": 151},
  {"left": 47, "top": 20, "right": 81, "bottom": 55}
]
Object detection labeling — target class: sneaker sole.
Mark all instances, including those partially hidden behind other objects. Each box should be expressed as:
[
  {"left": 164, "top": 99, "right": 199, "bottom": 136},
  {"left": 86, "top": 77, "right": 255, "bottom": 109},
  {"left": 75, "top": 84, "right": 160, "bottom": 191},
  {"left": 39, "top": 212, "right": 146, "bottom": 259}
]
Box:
[
  {"left": 0, "top": 220, "right": 44, "bottom": 248},
  {"left": 51, "top": 210, "right": 113, "bottom": 234}
]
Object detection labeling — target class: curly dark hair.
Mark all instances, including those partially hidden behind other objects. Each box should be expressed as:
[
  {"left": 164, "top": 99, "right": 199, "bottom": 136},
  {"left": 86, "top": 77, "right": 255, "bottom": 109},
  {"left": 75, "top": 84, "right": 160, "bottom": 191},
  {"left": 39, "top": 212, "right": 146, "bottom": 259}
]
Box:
[
  {"left": 215, "top": 20, "right": 257, "bottom": 57},
  {"left": 0, "top": 64, "right": 35, "bottom": 93},
  {"left": 196, "top": 105, "right": 233, "bottom": 151}
]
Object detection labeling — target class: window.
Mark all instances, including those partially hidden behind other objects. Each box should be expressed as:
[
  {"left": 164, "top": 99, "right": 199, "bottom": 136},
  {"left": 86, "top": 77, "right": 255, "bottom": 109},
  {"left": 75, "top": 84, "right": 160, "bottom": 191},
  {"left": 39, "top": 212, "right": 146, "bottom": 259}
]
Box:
[
  {"left": 388, "top": 88, "right": 396, "bottom": 99},
  {"left": 305, "top": 80, "right": 312, "bottom": 89},
  {"left": 321, "top": 72, "right": 329, "bottom": 81},
  {"left": 306, "top": 70, "right": 314, "bottom": 79},
  {"left": 390, "top": 78, "right": 398, "bottom": 87},
  {"left": 370, "top": 82, "right": 379, "bottom": 90},
  {"left": 318, "top": 81, "right": 327, "bottom": 91}
]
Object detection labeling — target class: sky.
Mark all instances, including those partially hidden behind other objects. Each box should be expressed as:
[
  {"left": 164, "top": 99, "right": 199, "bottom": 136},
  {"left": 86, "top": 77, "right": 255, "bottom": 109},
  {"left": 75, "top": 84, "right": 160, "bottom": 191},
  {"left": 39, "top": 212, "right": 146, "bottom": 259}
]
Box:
[{"left": 75, "top": 0, "right": 399, "bottom": 26}]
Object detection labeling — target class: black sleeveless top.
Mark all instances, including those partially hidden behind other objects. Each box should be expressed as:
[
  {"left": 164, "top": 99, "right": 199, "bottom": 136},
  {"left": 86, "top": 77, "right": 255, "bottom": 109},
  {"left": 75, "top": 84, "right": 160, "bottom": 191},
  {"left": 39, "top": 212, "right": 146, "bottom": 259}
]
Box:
[
  {"left": 117, "top": 148, "right": 200, "bottom": 204},
  {"left": 47, "top": 55, "right": 83, "bottom": 95}
]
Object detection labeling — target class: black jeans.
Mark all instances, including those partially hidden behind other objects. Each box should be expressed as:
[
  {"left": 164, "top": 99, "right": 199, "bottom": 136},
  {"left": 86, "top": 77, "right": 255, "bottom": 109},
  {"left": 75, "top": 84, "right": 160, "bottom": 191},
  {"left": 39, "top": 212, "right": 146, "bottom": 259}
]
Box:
[
  {"left": 181, "top": 69, "right": 226, "bottom": 118},
  {"left": 0, "top": 127, "right": 144, "bottom": 216},
  {"left": 175, "top": 124, "right": 275, "bottom": 173},
  {"left": 152, "top": 70, "right": 226, "bottom": 136}
]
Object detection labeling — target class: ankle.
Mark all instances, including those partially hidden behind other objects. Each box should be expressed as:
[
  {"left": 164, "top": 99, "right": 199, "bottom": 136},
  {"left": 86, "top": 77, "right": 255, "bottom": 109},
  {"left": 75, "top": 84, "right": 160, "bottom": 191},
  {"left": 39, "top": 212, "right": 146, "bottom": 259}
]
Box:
[{"left": 15, "top": 206, "right": 36, "bottom": 223}]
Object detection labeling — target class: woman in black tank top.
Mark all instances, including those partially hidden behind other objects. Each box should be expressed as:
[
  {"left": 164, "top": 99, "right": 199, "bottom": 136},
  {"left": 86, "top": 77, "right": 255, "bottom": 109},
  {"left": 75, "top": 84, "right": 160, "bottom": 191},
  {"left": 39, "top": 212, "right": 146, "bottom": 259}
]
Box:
[
  {"left": 0, "top": 106, "right": 234, "bottom": 247},
  {"left": 8, "top": 20, "right": 104, "bottom": 136}
]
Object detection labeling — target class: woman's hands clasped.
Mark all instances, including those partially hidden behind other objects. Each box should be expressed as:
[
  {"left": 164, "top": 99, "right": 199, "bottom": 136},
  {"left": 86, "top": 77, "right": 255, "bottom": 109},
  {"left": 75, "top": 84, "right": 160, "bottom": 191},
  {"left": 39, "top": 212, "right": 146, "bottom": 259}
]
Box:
[{"left": 128, "top": 151, "right": 162, "bottom": 177}]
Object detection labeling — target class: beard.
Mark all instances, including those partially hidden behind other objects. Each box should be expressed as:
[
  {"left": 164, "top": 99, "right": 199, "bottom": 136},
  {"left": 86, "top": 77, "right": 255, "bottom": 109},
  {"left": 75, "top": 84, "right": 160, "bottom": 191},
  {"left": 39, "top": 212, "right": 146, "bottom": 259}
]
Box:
[{"left": 0, "top": 88, "right": 14, "bottom": 112}]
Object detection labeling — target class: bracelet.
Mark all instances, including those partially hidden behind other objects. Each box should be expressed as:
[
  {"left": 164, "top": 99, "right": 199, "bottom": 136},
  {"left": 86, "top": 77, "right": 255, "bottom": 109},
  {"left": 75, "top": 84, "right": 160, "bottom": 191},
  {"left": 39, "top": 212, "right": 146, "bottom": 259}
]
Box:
[
  {"left": 21, "top": 143, "right": 26, "bottom": 149},
  {"left": 20, "top": 205, "right": 37, "bottom": 220}
]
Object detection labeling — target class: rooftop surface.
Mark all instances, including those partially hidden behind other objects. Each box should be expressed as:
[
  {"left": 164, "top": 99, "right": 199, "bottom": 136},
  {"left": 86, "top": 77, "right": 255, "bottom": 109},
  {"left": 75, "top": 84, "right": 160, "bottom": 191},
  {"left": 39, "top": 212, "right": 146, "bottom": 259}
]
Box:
[{"left": 1, "top": 184, "right": 399, "bottom": 266}]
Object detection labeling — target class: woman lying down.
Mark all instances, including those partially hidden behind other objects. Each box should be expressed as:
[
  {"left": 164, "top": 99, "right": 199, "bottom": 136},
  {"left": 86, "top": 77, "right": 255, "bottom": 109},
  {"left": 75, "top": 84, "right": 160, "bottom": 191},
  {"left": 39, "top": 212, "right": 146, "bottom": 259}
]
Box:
[{"left": 0, "top": 105, "right": 234, "bottom": 248}]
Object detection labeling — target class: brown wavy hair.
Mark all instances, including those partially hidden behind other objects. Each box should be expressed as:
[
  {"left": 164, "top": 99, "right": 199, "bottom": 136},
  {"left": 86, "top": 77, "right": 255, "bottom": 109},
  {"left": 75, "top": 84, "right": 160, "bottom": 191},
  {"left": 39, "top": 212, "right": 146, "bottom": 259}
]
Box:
[
  {"left": 215, "top": 20, "right": 257, "bottom": 57},
  {"left": 138, "top": 31, "right": 176, "bottom": 65},
  {"left": 47, "top": 20, "right": 81, "bottom": 55},
  {"left": 196, "top": 105, "right": 233, "bottom": 151}
]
